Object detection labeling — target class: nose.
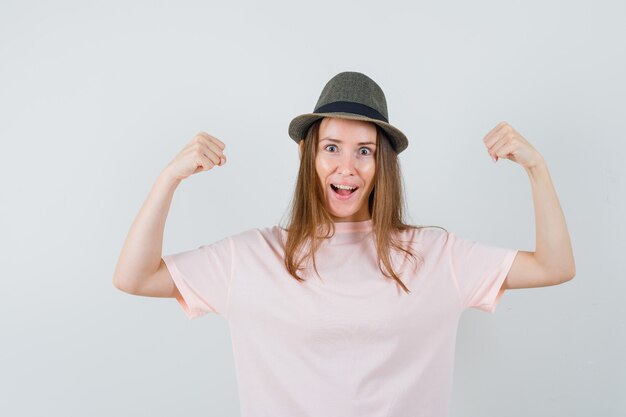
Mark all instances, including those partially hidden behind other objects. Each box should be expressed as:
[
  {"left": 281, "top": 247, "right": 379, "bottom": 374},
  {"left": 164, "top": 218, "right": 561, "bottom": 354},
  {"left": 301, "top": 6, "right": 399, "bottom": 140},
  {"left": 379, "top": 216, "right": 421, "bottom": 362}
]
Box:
[{"left": 336, "top": 151, "right": 357, "bottom": 174}]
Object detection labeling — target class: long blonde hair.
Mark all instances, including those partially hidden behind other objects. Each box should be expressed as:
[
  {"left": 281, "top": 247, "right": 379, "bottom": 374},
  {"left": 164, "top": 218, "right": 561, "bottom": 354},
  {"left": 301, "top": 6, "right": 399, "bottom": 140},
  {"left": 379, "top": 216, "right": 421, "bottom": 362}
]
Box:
[{"left": 279, "top": 118, "right": 447, "bottom": 294}]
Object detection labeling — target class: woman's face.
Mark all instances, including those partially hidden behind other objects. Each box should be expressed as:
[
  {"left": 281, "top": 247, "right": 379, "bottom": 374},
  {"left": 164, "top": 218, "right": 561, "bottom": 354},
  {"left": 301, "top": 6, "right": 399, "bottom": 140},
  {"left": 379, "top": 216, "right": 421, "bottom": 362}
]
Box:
[{"left": 311, "top": 116, "right": 377, "bottom": 222}]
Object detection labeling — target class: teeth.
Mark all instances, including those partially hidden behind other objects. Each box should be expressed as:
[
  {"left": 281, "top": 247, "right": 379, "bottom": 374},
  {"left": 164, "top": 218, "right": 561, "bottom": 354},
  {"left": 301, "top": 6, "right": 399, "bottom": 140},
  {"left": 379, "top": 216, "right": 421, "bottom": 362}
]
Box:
[{"left": 333, "top": 184, "right": 357, "bottom": 190}]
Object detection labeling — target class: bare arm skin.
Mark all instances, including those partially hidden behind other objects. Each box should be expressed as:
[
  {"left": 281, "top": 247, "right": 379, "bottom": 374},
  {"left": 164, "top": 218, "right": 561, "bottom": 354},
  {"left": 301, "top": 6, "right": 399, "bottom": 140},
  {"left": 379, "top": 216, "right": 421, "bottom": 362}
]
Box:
[
  {"left": 112, "top": 171, "right": 182, "bottom": 297},
  {"left": 481, "top": 121, "right": 575, "bottom": 290},
  {"left": 112, "top": 132, "right": 227, "bottom": 298},
  {"left": 503, "top": 159, "right": 576, "bottom": 289}
]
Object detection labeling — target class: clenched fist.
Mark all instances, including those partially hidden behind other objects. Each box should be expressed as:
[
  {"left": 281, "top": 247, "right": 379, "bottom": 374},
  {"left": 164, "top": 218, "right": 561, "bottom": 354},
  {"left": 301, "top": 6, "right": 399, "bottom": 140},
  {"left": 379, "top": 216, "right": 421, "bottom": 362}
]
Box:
[{"left": 163, "top": 132, "right": 227, "bottom": 182}]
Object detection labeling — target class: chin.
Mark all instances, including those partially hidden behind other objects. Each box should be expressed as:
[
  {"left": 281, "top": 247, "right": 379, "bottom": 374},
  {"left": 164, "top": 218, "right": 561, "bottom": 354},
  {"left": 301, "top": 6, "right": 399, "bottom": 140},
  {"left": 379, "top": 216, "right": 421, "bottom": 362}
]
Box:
[
  {"left": 324, "top": 190, "right": 370, "bottom": 221},
  {"left": 328, "top": 207, "right": 367, "bottom": 222}
]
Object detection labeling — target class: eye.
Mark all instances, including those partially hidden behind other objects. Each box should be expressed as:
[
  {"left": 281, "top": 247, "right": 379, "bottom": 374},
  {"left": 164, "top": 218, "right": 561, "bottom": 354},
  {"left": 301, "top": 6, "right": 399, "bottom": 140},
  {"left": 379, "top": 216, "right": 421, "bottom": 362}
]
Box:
[
  {"left": 324, "top": 144, "right": 338, "bottom": 152},
  {"left": 360, "top": 147, "right": 373, "bottom": 155}
]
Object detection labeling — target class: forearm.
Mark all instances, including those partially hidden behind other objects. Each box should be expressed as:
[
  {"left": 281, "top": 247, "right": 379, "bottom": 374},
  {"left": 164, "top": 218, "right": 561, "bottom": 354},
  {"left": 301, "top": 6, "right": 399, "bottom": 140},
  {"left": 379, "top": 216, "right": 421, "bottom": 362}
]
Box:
[
  {"left": 525, "top": 157, "right": 576, "bottom": 278},
  {"left": 113, "top": 170, "right": 181, "bottom": 288}
]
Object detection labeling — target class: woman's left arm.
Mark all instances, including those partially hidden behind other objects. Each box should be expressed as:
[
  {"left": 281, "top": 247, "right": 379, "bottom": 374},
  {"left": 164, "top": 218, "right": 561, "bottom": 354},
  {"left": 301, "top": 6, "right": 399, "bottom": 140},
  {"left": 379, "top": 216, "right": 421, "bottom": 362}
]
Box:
[{"left": 483, "top": 121, "right": 576, "bottom": 290}]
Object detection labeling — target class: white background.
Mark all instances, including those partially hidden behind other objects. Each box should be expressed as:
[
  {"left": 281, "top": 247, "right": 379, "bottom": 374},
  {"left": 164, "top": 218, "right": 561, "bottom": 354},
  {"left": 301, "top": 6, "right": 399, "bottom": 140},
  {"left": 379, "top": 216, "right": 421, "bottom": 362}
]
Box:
[{"left": 1, "top": 0, "right": 624, "bottom": 416}]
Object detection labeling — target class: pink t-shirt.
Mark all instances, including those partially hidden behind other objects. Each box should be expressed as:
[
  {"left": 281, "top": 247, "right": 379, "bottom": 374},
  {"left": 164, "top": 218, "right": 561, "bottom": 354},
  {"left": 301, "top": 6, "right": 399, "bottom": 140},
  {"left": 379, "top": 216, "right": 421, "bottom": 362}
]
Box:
[{"left": 162, "top": 219, "right": 518, "bottom": 417}]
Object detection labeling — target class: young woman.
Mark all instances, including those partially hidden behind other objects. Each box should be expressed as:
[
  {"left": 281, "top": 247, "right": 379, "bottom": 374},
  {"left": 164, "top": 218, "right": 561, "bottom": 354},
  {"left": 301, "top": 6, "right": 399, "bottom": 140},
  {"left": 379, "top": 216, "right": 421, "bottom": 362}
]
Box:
[{"left": 113, "top": 71, "right": 576, "bottom": 417}]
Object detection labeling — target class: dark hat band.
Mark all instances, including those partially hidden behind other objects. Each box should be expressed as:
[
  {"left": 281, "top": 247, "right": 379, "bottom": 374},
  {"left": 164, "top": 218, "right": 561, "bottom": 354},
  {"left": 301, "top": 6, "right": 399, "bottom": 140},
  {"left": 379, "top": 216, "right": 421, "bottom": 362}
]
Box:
[{"left": 314, "top": 101, "right": 389, "bottom": 123}]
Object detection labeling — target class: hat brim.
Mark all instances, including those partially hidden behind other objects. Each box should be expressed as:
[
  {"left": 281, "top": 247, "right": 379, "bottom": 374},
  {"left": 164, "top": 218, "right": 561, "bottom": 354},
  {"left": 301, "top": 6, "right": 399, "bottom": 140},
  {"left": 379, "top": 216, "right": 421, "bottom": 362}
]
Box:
[{"left": 288, "top": 112, "right": 408, "bottom": 154}]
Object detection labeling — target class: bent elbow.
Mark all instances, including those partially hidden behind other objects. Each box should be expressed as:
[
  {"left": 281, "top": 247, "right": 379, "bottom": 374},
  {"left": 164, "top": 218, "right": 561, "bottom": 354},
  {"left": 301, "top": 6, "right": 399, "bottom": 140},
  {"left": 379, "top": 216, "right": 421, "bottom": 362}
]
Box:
[
  {"left": 112, "top": 275, "right": 133, "bottom": 293},
  {"left": 561, "top": 267, "right": 576, "bottom": 283}
]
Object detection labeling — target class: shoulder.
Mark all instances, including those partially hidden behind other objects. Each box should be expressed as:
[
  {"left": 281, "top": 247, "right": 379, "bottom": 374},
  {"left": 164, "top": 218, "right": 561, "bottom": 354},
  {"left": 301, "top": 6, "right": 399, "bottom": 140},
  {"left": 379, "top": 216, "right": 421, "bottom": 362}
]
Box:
[
  {"left": 393, "top": 225, "right": 451, "bottom": 246},
  {"left": 227, "top": 224, "right": 286, "bottom": 248}
]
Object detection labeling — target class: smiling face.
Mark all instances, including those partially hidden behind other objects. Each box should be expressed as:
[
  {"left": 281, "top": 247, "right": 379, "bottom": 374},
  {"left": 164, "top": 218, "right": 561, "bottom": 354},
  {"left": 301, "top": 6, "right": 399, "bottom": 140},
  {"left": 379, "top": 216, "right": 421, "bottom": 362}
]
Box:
[{"left": 307, "top": 117, "right": 378, "bottom": 222}]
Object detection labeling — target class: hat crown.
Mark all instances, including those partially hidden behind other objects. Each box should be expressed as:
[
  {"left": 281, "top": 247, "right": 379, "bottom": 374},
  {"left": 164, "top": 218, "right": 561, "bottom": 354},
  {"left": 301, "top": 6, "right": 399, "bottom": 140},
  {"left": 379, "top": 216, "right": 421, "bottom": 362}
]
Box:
[
  {"left": 288, "top": 70, "right": 409, "bottom": 154},
  {"left": 314, "top": 71, "right": 389, "bottom": 121}
]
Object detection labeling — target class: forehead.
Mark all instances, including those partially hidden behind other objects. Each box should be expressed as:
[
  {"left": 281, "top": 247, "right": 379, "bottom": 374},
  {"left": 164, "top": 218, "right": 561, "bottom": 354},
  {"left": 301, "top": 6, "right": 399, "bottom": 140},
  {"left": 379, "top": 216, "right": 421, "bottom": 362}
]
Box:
[{"left": 318, "top": 117, "right": 377, "bottom": 144}]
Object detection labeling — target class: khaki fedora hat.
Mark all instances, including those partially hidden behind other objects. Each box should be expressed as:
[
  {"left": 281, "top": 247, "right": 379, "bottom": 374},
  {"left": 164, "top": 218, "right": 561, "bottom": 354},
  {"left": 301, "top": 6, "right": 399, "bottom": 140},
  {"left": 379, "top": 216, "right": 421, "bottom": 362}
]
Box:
[{"left": 288, "top": 71, "right": 409, "bottom": 154}]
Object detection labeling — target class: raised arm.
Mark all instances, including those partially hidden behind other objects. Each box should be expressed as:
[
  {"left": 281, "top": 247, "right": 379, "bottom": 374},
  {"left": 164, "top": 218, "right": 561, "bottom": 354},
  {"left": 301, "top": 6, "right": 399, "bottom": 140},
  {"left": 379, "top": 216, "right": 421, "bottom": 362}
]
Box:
[
  {"left": 112, "top": 132, "right": 227, "bottom": 297},
  {"left": 483, "top": 121, "right": 576, "bottom": 289}
]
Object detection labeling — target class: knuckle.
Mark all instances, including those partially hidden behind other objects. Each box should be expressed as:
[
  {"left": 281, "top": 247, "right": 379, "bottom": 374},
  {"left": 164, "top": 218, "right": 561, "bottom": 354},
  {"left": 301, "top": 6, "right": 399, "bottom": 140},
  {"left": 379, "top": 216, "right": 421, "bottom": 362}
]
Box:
[{"left": 213, "top": 139, "right": 225, "bottom": 150}]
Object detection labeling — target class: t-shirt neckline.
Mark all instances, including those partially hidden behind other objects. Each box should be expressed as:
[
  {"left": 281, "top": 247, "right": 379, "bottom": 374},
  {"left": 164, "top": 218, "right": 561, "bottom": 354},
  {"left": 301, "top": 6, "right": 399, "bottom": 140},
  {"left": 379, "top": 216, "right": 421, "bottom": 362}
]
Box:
[{"left": 332, "top": 219, "right": 373, "bottom": 233}]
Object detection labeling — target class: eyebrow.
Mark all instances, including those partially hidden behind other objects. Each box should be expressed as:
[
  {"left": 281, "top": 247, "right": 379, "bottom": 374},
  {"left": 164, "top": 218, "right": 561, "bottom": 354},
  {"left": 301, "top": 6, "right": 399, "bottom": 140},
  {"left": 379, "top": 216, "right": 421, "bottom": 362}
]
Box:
[{"left": 319, "top": 137, "right": 377, "bottom": 146}]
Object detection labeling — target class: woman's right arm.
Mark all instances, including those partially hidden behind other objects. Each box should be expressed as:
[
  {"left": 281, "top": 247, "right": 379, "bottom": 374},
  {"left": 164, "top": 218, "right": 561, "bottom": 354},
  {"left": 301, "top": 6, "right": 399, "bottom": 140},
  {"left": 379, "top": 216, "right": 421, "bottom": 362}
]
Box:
[{"left": 112, "top": 132, "right": 227, "bottom": 297}]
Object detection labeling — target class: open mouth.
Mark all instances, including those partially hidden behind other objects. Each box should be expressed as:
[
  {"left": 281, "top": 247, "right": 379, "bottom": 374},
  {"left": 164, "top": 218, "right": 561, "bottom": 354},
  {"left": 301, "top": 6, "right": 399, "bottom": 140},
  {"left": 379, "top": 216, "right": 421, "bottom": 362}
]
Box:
[{"left": 331, "top": 184, "right": 358, "bottom": 197}]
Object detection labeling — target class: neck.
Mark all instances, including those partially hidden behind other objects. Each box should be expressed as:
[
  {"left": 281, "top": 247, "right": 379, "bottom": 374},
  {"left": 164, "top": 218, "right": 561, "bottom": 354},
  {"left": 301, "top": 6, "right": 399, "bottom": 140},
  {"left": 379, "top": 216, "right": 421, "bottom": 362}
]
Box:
[{"left": 331, "top": 218, "right": 373, "bottom": 233}]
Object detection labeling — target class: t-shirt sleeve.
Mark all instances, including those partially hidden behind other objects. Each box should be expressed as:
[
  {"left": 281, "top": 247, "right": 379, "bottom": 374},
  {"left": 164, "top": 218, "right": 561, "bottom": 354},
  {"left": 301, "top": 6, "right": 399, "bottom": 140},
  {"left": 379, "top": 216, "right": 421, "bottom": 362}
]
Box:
[
  {"left": 162, "top": 235, "right": 234, "bottom": 320},
  {"left": 448, "top": 232, "right": 519, "bottom": 313}
]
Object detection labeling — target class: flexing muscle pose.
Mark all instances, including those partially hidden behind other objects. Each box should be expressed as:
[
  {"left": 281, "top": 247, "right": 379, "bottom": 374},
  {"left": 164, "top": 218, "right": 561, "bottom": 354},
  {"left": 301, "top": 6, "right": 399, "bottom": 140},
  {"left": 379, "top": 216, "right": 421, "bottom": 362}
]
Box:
[{"left": 113, "top": 71, "right": 575, "bottom": 417}]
